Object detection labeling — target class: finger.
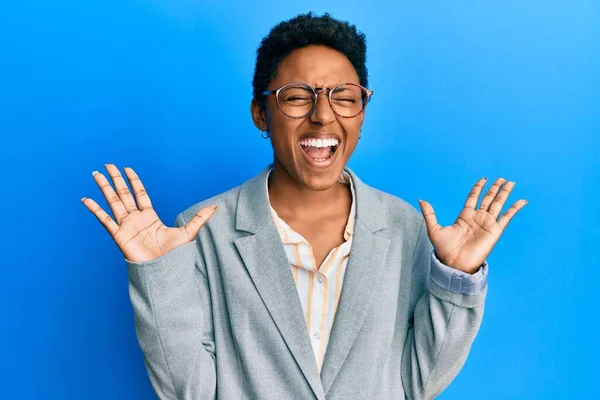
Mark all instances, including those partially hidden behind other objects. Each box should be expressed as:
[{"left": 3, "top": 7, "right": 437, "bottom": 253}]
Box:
[
  {"left": 489, "top": 180, "right": 515, "bottom": 218},
  {"left": 92, "top": 170, "right": 128, "bottom": 224},
  {"left": 180, "top": 206, "right": 218, "bottom": 241},
  {"left": 463, "top": 177, "right": 488, "bottom": 210},
  {"left": 479, "top": 177, "right": 507, "bottom": 211},
  {"left": 105, "top": 164, "right": 138, "bottom": 213},
  {"left": 123, "top": 167, "right": 153, "bottom": 211},
  {"left": 418, "top": 199, "right": 442, "bottom": 235},
  {"left": 81, "top": 197, "right": 119, "bottom": 236},
  {"left": 497, "top": 199, "right": 528, "bottom": 230}
]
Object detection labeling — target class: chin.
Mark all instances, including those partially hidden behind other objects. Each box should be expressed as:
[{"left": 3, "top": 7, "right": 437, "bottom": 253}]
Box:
[
  {"left": 302, "top": 175, "right": 340, "bottom": 191},
  {"left": 294, "top": 162, "right": 346, "bottom": 191}
]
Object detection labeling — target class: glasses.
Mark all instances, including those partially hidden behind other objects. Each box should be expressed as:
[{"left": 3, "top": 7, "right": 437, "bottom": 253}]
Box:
[{"left": 262, "top": 82, "right": 373, "bottom": 119}]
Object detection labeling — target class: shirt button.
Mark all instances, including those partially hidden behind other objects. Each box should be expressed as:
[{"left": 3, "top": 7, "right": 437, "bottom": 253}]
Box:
[
  {"left": 317, "top": 275, "right": 324, "bottom": 284},
  {"left": 313, "top": 332, "right": 320, "bottom": 340}
]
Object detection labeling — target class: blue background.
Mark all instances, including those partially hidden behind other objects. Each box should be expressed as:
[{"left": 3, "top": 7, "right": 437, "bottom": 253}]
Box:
[{"left": 1, "top": 1, "right": 598, "bottom": 398}]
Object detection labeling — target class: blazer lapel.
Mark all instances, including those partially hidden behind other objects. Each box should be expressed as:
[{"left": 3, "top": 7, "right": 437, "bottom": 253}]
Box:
[
  {"left": 233, "top": 166, "right": 325, "bottom": 400},
  {"left": 320, "top": 169, "right": 391, "bottom": 395}
]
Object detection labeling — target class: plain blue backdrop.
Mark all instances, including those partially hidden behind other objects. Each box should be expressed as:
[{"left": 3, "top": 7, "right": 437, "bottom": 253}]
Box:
[{"left": 1, "top": 1, "right": 598, "bottom": 398}]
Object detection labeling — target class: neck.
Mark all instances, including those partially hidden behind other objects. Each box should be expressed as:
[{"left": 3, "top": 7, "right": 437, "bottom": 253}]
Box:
[{"left": 268, "top": 160, "right": 348, "bottom": 219}]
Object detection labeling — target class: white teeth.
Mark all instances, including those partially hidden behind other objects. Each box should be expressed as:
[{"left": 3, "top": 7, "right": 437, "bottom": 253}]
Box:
[{"left": 300, "top": 138, "right": 340, "bottom": 148}]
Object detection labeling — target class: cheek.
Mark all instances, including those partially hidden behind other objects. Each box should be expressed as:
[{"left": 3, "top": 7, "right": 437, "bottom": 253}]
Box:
[
  {"left": 269, "top": 114, "right": 301, "bottom": 144},
  {"left": 341, "top": 119, "right": 362, "bottom": 143},
  {"left": 269, "top": 120, "right": 300, "bottom": 156},
  {"left": 270, "top": 135, "right": 292, "bottom": 156},
  {"left": 335, "top": 121, "right": 362, "bottom": 160}
]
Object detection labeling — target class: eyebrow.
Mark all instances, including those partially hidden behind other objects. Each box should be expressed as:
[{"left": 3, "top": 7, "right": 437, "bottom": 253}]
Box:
[{"left": 286, "top": 80, "right": 356, "bottom": 87}]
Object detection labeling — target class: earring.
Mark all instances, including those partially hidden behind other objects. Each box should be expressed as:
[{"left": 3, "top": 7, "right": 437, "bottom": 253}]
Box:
[
  {"left": 359, "top": 129, "right": 363, "bottom": 139},
  {"left": 260, "top": 128, "right": 270, "bottom": 139}
]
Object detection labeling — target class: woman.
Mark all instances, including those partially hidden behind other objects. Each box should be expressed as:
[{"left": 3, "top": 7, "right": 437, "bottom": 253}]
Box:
[{"left": 81, "top": 12, "right": 526, "bottom": 400}]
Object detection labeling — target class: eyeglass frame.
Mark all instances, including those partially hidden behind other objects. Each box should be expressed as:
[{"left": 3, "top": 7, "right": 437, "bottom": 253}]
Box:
[{"left": 262, "top": 82, "right": 373, "bottom": 119}]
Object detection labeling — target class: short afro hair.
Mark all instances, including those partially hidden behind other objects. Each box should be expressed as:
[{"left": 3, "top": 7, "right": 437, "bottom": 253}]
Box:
[{"left": 252, "top": 12, "right": 368, "bottom": 109}]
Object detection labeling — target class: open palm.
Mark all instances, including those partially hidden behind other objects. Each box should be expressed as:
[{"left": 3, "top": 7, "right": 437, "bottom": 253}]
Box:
[
  {"left": 81, "top": 164, "right": 217, "bottom": 262},
  {"left": 418, "top": 177, "right": 528, "bottom": 274}
]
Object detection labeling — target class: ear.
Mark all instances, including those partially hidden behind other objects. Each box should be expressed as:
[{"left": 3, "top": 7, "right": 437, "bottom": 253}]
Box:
[{"left": 250, "top": 99, "right": 269, "bottom": 131}]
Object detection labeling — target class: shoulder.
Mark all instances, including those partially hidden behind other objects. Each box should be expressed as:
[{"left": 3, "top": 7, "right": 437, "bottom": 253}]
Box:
[
  {"left": 362, "top": 185, "right": 432, "bottom": 269},
  {"left": 362, "top": 180, "right": 423, "bottom": 225},
  {"left": 358, "top": 181, "right": 425, "bottom": 242},
  {"left": 176, "top": 182, "right": 243, "bottom": 226}
]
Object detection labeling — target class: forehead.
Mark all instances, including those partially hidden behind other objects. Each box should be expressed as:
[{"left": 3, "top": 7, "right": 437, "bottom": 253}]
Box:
[{"left": 271, "top": 45, "right": 360, "bottom": 88}]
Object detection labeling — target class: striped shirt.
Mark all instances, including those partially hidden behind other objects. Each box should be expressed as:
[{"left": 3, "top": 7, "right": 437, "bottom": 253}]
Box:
[{"left": 266, "top": 169, "right": 356, "bottom": 371}]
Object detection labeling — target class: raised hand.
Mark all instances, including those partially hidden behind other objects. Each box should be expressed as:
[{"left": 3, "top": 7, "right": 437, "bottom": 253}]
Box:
[
  {"left": 81, "top": 164, "right": 217, "bottom": 262},
  {"left": 418, "top": 177, "right": 528, "bottom": 274}
]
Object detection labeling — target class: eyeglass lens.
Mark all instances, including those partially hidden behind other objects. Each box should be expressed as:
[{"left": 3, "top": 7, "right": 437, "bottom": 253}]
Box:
[{"left": 277, "top": 84, "right": 367, "bottom": 118}]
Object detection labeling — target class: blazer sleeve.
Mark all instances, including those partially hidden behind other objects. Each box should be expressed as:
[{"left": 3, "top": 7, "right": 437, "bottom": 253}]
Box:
[
  {"left": 430, "top": 251, "right": 488, "bottom": 295},
  {"left": 126, "top": 213, "right": 216, "bottom": 400},
  {"left": 401, "top": 219, "right": 487, "bottom": 400}
]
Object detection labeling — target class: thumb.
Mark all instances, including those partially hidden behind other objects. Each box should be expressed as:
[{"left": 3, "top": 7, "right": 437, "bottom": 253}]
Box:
[
  {"left": 418, "top": 199, "right": 441, "bottom": 235},
  {"left": 181, "top": 206, "right": 218, "bottom": 241}
]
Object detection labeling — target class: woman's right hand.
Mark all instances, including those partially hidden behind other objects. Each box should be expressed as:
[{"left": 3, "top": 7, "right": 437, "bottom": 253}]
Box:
[{"left": 81, "top": 164, "right": 217, "bottom": 262}]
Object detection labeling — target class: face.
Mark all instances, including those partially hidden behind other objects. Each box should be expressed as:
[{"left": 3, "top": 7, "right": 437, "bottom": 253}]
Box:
[{"left": 251, "top": 45, "right": 367, "bottom": 191}]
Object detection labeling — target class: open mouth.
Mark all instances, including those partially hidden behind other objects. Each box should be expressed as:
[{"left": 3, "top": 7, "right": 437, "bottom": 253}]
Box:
[{"left": 299, "top": 138, "right": 340, "bottom": 162}]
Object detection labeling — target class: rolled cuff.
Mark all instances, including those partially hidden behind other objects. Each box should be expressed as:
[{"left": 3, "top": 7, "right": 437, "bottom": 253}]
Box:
[{"left": 429, "top": 250, "right": 488, "bottom": 296}]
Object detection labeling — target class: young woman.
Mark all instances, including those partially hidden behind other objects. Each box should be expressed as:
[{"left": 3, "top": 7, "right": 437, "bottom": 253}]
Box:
[{"left": 81, "top": 12, "right": 526, "bottom": 400}]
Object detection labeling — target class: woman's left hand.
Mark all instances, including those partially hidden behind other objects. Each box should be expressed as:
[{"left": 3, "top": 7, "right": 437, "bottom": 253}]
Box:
[{"left": 418, "top": 177, "right": 528, "bottom": 274}]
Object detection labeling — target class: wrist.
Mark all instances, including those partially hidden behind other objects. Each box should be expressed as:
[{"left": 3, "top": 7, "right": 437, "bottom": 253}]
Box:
[{"left": 434, "top": 250, "right": 480, "bottom": 275}]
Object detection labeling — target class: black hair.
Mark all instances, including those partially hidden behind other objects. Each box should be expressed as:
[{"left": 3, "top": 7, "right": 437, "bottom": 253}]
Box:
[{"left": 252, "top": 12, "right": 368, "bottom": 109}]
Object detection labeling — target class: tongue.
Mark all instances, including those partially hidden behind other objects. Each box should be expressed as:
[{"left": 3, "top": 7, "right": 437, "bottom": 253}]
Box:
[{"left": 304, "top": 146, "right": 332, "bottom": 160}]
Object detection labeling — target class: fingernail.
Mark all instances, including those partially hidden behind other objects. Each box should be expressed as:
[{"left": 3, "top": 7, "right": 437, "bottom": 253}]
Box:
[
  {"left": 92, "top": 171, "right": 98, "bottom": 176},
  {"left": 212, "top": 205, "right": 218, "bottom": 210},
  {"left": 81, "top": 197, "right": 86, "bottom": 202}
]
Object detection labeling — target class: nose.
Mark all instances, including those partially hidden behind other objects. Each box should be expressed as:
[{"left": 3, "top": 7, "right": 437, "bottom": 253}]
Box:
[{"left": 308, "top": 90, "right": 336, "bottom": 125}]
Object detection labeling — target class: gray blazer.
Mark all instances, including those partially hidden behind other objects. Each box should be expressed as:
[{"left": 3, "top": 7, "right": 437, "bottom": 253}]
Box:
[{"left": 126, "top": 166, "right": 487, "bottom": 400}]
